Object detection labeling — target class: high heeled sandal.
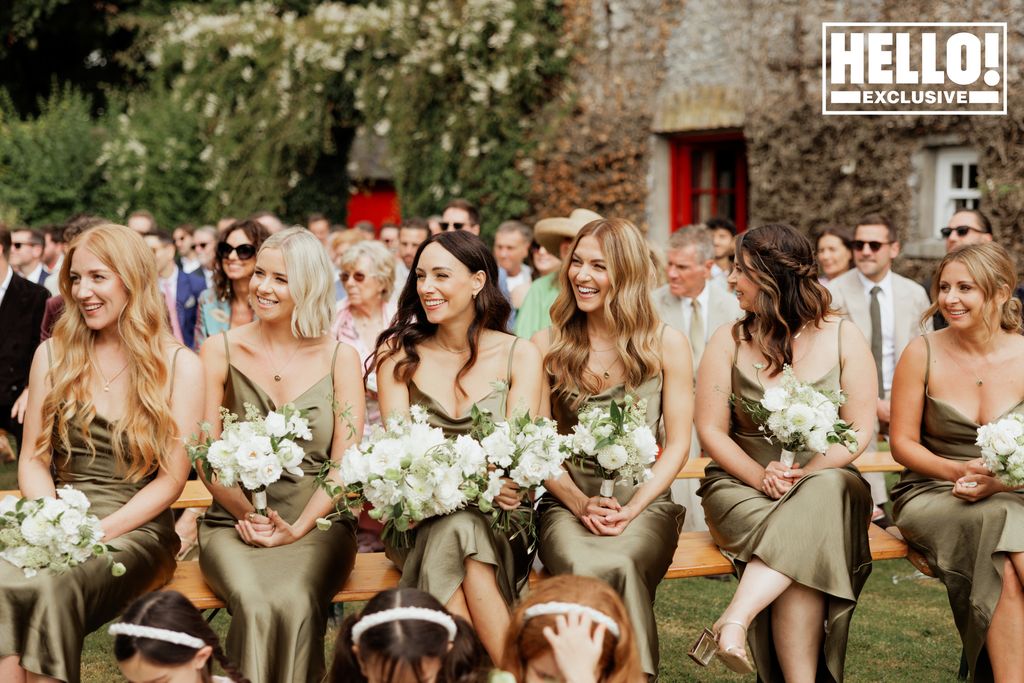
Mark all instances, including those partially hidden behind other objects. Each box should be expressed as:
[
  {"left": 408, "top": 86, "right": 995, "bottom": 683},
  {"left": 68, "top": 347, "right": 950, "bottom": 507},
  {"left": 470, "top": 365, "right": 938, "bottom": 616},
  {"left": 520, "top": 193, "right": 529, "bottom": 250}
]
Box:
[{"left": 688, "top": 621, "right": 754, "bottom": 674}]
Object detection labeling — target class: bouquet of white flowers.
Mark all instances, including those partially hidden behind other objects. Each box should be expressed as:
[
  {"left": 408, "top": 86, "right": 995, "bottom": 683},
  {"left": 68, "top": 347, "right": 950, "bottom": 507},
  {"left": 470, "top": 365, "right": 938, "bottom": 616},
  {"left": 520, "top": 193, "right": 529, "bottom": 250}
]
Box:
[
  {"left": 568, "top": 395, "right": 659, "bottom": 497},
  {"left": 735, "top": 364, "right": 858, "bottom": 467},
  {"left": 325, "top": 405, "right": 486, "bottom": 548},
  {"left": 0, "top": 486, "right": 125, "bottom": 578},
  {"left": 189, "top": 403, "right": 311, "bottom": 516},
  {"left": 470, "top": 404, "right": 569, "bottom": 535},
  {"left": 976, "top": 413, "right": 1024, "bottom": 488}
]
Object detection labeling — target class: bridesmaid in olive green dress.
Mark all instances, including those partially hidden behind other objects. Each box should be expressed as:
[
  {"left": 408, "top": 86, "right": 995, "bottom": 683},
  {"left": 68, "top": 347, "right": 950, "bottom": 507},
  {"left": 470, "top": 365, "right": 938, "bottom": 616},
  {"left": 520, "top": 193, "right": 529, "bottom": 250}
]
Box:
[
  {"left": 197, "top": 229, "right": 365, "bottom": 683},
  {"left": 532, "top": 218, "right": 691, "bottom": 679},
  {"left": 374, "top": 230, "right": 544, "bottom": 664},
  {"left": 0, "top": 224, "right": 203, "bottom": 683},
  {"left": 891, "top": 243, "right": 1024, "bottom": 682},
  {"left": 695, "top": 224, "right": 877, "bottom": 683}
]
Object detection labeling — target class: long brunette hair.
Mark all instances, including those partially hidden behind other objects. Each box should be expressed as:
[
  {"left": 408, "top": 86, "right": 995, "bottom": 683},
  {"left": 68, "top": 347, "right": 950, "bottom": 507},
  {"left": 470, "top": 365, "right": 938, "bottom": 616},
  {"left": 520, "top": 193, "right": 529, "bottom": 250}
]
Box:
[
  {"left": 732, "top": 223, "right": 831, "bottom": 375},
  {"left": 38, "top": 224, "right": 178, "bottom": 480},
  {"left": 372, "top": 231, "right": 510, "bottom": 397},
  {"left": 544, "top": 218, "right": 662, "bottom": 403}
]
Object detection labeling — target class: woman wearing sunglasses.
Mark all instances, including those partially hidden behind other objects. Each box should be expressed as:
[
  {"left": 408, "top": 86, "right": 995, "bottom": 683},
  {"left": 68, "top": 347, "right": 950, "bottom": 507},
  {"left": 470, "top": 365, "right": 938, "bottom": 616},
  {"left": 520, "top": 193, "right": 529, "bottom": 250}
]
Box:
[{"left": 194, "top": 220, "right": 269, "bottom": 347}]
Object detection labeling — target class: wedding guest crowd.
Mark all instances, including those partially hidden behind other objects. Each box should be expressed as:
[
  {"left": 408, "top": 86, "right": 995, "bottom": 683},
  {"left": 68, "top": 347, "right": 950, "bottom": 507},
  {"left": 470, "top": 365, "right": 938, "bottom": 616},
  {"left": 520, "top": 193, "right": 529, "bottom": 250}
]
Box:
[{"left": 0, "top": 199, "right": 1020, "bottom": 683}]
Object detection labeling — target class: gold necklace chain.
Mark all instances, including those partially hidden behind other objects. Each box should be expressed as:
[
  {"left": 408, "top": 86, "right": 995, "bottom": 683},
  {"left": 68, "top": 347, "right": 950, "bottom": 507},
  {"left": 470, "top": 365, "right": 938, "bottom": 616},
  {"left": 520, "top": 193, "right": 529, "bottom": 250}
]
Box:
[
  {"left": 92, "top": 355, "right": 129, "bottom": 392},
  {"left": 260, "top": 323, "right": 304, "bottom": 382}
]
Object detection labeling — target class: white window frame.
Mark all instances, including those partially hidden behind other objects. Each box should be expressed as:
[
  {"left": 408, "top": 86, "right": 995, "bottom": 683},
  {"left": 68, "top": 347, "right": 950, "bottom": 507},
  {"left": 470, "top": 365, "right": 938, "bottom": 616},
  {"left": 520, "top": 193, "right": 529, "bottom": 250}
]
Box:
[{"left": 932, "top": 146, "right": 981, "bottom": 238}]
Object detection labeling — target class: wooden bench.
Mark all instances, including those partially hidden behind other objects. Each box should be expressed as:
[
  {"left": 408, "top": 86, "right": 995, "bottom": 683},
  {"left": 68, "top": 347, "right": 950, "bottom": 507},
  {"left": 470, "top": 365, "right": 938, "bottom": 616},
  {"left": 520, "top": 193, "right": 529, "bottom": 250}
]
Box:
[
  {"left": 0, "top": 480, "right": 213, "bottom": 510},
  {"left": 676, "top": 450, "right": 903, "bottom": 479},
  {"left": 163, "top": 523, "right": 908, "bottom": 609}
]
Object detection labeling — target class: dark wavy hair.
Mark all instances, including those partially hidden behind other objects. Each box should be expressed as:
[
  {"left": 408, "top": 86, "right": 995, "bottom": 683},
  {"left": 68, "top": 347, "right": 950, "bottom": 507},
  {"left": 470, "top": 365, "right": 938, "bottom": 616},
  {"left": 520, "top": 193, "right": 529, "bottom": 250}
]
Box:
[
  {"left": 732, "top": 224, "right": 832, "bottom": 375},
  {"left": 212, "top": 219, "right": 269, "bottom": 301},
  {"left": 112, "top": 591, "right": 249, "bottom": 683},
  {"left": 329, "top": 588, "right": 488, "bottom": 683},
  {"left": 372, "top": 230, "right": 510, "bottom": 396}
]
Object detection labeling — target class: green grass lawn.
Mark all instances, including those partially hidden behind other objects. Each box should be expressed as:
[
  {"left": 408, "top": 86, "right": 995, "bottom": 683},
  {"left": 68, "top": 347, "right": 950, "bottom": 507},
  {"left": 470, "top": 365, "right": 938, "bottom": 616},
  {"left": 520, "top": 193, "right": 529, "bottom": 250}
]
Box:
[{"left": 1, "top": 460, "right": 963, "bottom": 682}]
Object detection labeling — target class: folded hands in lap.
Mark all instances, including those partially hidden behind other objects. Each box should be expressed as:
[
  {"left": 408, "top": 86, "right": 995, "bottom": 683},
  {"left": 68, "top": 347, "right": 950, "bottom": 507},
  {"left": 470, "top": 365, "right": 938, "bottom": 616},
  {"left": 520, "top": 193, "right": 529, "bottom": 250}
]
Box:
[
  {"left": 579, "top": 495, "right": 637, "bottom": 536},
  {"left": 761, "top": 460, "right": 805, "bottom": 500},
  {"left": 235, "top": 510, "right": 301, "bottom": 547}
]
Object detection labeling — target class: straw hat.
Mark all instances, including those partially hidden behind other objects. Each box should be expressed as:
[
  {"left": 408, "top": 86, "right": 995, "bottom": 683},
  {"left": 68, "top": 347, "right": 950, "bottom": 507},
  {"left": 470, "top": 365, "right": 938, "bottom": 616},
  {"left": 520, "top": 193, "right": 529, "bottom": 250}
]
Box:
[{"left": 534, "top": 209, "right": 603, "bottom": 255}]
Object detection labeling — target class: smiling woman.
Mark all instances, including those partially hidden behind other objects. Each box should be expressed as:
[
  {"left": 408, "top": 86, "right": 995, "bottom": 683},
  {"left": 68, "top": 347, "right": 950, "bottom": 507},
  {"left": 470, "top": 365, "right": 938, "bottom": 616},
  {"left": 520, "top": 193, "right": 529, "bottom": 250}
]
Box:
[{"left": 194, "top": 220, "right": 269, "bottom": 347}]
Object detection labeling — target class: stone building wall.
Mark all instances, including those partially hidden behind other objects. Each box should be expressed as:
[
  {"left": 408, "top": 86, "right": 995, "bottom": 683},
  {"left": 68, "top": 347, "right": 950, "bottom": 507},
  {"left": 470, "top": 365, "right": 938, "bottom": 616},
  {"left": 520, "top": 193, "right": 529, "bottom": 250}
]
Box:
[{"left": 529, "top": 0, "right": 1024, "bottom": 280}]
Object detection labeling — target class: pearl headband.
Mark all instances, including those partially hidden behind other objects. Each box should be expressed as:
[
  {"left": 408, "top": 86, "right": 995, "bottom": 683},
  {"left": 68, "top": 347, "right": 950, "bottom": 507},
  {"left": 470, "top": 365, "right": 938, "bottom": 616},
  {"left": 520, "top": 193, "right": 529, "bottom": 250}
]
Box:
[
  {"left": 108, "top": 623, "right": 206, "bottom": 650},
  {"left": 522, "top": 602, "right": 621, "bottom": 639},
  {"left": 352, "top": 607, "right": 458, "bottom": 643}
]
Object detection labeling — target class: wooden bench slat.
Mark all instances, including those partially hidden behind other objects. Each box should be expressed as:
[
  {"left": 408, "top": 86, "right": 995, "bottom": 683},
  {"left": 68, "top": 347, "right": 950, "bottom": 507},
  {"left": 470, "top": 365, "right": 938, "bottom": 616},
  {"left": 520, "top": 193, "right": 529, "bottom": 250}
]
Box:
[
  {"left": 164, "top": 523, "right": 907, "bottom": 610},
  {"left": 0, "top": 480, "right": 214, "bottom": 510}
]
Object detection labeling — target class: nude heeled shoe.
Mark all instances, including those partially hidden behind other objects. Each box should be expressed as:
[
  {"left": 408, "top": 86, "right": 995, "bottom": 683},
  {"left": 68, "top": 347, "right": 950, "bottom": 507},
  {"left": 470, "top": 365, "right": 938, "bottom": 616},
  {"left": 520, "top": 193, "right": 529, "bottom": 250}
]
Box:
[{"left": 688, "top": 620, "right": 754, "bottom": 674}]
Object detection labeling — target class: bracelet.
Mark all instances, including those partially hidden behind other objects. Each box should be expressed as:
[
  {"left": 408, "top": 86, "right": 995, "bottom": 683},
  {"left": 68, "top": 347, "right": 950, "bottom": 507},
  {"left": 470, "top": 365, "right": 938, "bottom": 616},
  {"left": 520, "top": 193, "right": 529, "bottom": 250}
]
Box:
[{"left": 245, "top": 511, "right": 257, "bottom": 522}]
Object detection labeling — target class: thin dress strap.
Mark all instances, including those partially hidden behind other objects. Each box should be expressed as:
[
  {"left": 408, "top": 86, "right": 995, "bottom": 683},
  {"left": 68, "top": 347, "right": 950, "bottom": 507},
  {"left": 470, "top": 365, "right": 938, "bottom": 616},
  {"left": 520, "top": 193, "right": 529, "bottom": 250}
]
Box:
[
  {"left": 221, "top": 331, "right": 230, "bottom": 364},
  {"left": 168, "top": 347, "right": 183, "bottom": 396},
  {"left": 922, "top": 333, "right": 932, "bottom": 387},
  {"left": 331, "top": 341, "right": 342, "bottom": 377},
  {"left": 505, "top": 337, "right": 519, "bottom": 385},
  {"left": 836, "top": 318, "right": 844, "bottom": 371},
  {"left": 44, "top": 339, "right": 54, "bottom": 370}
]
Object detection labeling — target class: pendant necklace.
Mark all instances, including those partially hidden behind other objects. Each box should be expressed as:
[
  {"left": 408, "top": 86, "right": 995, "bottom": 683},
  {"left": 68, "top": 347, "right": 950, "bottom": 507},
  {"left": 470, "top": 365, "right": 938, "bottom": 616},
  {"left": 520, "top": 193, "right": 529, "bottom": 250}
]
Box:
[
  {"left": 261, "top": 324, "right": 304, "bottom": 382},
  {"left": 948, "top": 350, "right": 985, "bottom": 387},
  {"left": 590, "top": 345, "right": 619, "bottom": 380},
  {"left": 92, "top": 355, "right": 129, "bottom": 392}
]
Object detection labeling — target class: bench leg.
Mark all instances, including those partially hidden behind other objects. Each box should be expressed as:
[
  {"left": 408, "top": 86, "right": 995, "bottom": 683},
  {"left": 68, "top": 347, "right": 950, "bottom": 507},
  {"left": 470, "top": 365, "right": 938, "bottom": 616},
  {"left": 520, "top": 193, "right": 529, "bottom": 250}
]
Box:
[{"left": 205, "top": 608, "right": 220, "bottom": 624}]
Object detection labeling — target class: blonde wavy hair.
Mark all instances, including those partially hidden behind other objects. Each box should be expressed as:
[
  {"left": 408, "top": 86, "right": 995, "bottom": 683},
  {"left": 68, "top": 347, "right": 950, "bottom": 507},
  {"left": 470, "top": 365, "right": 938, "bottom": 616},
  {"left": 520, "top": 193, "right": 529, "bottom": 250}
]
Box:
[
  {"left": 260, "top": 227, "right": 335, "bottom": 338},
  {"left": 37, "top": 224, "right": 178, "bottom": 481},
  {"left": 544, "top": 218, "right": 662, "bottom": 403},
  {"left": 923, "top": 242, "right": 1022, "bottom": 336}
]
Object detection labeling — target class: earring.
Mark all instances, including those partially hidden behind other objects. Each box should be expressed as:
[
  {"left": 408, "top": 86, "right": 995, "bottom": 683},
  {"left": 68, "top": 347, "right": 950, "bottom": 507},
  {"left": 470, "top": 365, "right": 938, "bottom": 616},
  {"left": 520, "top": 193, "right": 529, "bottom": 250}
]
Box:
[{"left": 472, "top": 291, "right": 478, "bottom": 299}]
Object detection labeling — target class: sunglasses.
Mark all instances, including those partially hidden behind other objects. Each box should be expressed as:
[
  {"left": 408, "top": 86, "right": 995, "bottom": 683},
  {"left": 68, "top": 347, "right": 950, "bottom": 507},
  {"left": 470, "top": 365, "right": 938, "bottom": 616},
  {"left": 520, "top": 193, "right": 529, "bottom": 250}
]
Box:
[
  {"left": 940, "top": 225, "right": 988, "bottom": 239},
  {"left": 216, "top": 242, "right": 257, "bottom": 260},
  {"left": 340, "top": 271, "right": 367, "bottom": 283},
  {"left": 194, "top": 241, "right": 212, "bottom": 249},
  {"left": 10, "top": 242, "right": 38, "bottom": 250},
  {"left": 440, "top": 221, "right": 465, "bottom": 231},
  {"left": 852, "top": 240, "right": 892, "bottom": 252}
]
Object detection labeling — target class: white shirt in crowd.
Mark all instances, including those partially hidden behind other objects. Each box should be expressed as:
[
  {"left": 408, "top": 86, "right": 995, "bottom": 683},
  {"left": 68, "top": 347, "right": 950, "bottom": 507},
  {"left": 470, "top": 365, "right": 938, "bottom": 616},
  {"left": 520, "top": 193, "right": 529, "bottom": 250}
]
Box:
[
  {"left": 856, "top": 269, "right": 895, "bottom": 391},
  {"left": 159, "top": 266, "right": 179, "bottom": 302},
  {"left": 678, "top": 284, "right": 712, "bottom": 343},
  {"left": 22, "top": 263, "right": 44, "bottom": 285},
  {"left": 505, "top": 264, "right": 532, "bottom": 294},
  {"left": 0, "top": 265, "right": 12, "bottom": 309},
  {"left": 181, "top": 256, "right": 201, "bottom": 274}
]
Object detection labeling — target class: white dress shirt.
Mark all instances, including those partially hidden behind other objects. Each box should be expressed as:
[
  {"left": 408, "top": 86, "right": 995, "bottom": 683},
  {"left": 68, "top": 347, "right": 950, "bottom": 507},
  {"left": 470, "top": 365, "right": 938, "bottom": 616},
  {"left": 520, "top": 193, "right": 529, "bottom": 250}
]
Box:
[
  {"left": 856, "top": 269, "right": 895, "bottom": 391},
  {"left": 679, "top": 284, "right": 712, "bottom": 343},
  {"left": 22, "top": 263, "right": 44, "bottom": 285},
  {"left": 0, "top": 265, "right": 12, "bottom": 309},
  {"left": 505, "top": 264, "right": 533, "bottom": 294}
]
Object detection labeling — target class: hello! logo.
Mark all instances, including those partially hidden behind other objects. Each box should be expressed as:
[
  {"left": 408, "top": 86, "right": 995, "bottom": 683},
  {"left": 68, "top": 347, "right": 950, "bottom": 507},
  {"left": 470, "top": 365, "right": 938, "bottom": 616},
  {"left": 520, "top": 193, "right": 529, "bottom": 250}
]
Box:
[{"left": 822, "top": 22, "right": 1007, "bottom": 115}]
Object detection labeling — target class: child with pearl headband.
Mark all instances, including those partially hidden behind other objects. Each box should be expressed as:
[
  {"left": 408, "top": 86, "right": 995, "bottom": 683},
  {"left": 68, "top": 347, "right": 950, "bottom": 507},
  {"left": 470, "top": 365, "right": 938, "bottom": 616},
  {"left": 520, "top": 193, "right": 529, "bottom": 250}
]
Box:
[
  {"left": 110, "top": 590, "right": 248, "bottom": 683},
  {"left": 330, "top": 587, "right": 489, "bottom": 683},
  {"left": 501, "top": 576, "right": 643, "bottom": 683}
]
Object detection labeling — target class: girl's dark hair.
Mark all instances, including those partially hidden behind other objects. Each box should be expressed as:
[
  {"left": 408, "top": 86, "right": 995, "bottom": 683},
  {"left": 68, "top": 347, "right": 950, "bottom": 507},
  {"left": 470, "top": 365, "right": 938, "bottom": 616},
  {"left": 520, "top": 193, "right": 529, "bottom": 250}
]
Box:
[
  {"left": 372, "top": 231, "right": 510, "bottom": 396},
  {"left": 329, "top": 588, "right": 488, "bottom": 683},
  {"left": 212, "top": 219, "right": 269, "bottom": 301},
  {"left": 112, "top": 590, "right": 249, "bottom": 683},
  {"left": 814, "top": 224, "right": 853, "bottom": 251},
  {"left": 732, "top": 224, "right": 832, "bottom": 375}
]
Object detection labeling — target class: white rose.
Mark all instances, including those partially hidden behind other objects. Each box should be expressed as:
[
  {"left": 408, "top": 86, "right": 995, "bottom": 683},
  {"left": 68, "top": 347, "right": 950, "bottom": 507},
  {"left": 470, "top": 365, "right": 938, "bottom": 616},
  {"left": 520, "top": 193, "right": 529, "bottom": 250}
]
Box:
[
  {"left": 453, "top": 435, "right": 487, "bottom": 477},
  {"left": 630, "top": 427, "right": 659, "bottom": 459},
  {"left": 806, "top": 429, "right": 829, "bottom": 455},
  {"left": 264, "top": 411, "right": 288, "bottom": 437},
  {"left": 596, "top": 444, "right": 628, "bottom": 471},
  {"left": 19, "top": 515, "right": 51, "bottom": 546},
  {"left": 482, "top": 430, "right": 516, "bottom": 469},
  {"left": 988, "top": 431, "right": 1019, "bottom": 458},
  {"left": 276, "top": 439, "right": 306, "bottom": 476},
  {"left": 761, "top": 387, "right": 788, "bottom": 412},
  {"left": 783, "top": 404, "right": 816, "bottom": 433},
  {"left": 339, "top": 444, "right": 369, "bottom": 484},
  {"left": 572, "top": 427, "right": 597, "bottom": 455},
  {"left": 0, "top": 495, "right": 17, "bottom": 516},
  {"left": 56, "top": 486, "right": 90, "bottom": 511}
]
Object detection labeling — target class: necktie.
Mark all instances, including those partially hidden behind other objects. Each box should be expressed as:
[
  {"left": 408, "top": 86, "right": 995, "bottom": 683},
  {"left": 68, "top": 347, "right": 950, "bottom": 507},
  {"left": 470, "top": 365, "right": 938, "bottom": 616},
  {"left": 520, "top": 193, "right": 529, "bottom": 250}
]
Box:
[
  {"left": 162, "top": 278, "right": 184, "bottom": 343},
  {"left": 869, "top": 286, "right": 884, "bottom": 398},
  {"left": 689, "top": 298, "right": 705, "bottom": 362}
]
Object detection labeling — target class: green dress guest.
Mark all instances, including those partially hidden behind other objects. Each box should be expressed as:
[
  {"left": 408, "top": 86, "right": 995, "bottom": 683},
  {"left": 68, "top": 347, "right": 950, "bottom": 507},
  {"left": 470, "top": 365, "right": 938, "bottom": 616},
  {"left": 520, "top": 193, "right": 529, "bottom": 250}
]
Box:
[
  {"left": 695, "top": 225, "right": 877, "bottom": 682},
  {"left": 197, "top": 229, "right": 365, "bottom": 683},
  {"left": 534, "top": 218, "right": 692, "bottom": 678},
  {"left": 891, "top": 243, "right": 1024, "bottom": 682},
  {"left": 375, "top": 230, "right": 545, "bottom": 663},
  {"left": 0, "top": 223, "right": 204, "bottom": 683}
]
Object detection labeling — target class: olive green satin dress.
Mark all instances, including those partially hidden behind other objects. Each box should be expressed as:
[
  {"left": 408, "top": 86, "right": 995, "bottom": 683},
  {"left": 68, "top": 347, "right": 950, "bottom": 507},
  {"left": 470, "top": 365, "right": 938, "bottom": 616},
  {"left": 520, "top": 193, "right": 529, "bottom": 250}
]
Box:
[
  {"left": 385, "top": 341, "right": 533, "bottom": 608},
  {"left": 698, "top": 329, "right": 873, "bottom": 683},
  {"left": 892, "top": 335, "right": 1024, "bottom": 682},
  {"left": 539, "top": 375, "right": 686, "bottom": 677},
  {"left": 198, "top": 338, "right": 357, "bottom": 683},
  {"left": 0, "top": 359, "right": 180, "bottom": 683}
]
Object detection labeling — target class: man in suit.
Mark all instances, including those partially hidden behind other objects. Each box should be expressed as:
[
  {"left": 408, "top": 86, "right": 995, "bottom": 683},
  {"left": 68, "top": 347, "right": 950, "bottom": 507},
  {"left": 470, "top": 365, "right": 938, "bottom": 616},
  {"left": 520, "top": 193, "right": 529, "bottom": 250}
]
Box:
[
  {"left": 653, "top": 225, "right": 742, "bottom": 531},
  {"left": 144, "top": 232, "right": 206, "bottom": 350},
  {"left": 827, "top": 214, "right": 932, "bottom": 523},
  {"left": 10, "top": 228, "right": 49, "bottom": 285},
  {"left": 0, "top": 227, "right": 48, "bottom": 449}
]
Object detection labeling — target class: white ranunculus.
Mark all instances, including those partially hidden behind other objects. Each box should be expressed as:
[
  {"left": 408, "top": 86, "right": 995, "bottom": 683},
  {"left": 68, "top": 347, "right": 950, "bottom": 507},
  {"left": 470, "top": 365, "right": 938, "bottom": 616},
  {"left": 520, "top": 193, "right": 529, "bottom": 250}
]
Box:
[
  {"left": 264, "top": 411, "right": 288, "bottom": 437},
  {"left": 277, "top": 439, "right": 305, "bottom": 476},
  {"left": 783, "top": 404, "right": 816, "bottom": 433},
  {"left": 761, "top": 387, "right": 788, "bottom": 412},
  {"left": 596, "top": 444, "right": 628, "bottom": 471},
  {"left": 452, "top": 435, "right": 486, "bottom": 477},
  {"left": 482, "top": 429, "right": 515, "bottom": 468}
]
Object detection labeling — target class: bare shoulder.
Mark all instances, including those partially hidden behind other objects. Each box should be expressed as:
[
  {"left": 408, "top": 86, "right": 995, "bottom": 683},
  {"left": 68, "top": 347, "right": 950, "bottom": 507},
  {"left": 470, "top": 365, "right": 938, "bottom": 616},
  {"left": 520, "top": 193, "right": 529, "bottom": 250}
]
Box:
[
  {"left": 660, "top": 325, "right": 687, "bottom": 354},
  {"left": 510, "top": 334, "right": 542, "bottom": 367},
  {"left": 164, "top": 343, "right": 204, "bottom": 392},
  {"left": 530, "top": 327, "right": 553, "bottom": 354}
]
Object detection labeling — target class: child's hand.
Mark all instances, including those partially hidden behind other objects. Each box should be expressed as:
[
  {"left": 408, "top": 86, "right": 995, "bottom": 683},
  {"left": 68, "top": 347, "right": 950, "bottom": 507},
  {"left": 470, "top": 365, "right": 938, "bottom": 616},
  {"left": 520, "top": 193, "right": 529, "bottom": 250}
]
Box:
[{"left": 542, "top": 612, "right": 606, "bottom": 683}]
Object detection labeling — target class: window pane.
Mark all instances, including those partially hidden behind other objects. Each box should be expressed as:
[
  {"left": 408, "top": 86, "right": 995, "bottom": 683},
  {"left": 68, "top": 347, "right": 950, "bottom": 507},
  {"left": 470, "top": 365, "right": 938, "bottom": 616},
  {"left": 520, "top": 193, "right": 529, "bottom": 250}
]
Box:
[
  {"left": 692, "top": 193, "right": 713, "bottom": 223},
  {"left": 968, "top": 164, "right": 978, "bottom": 189},
  {"left": 716, "top": 150, "right": 736, "bottom": 189},
  {"left": 717, "top": 192, "right": 735, "bottom": 219},
  {"left": 692, "top": 150, "right": 713, "bottom": 190},
  {"left": 952, "top": 164, "right": 963, "bottom": 188}
]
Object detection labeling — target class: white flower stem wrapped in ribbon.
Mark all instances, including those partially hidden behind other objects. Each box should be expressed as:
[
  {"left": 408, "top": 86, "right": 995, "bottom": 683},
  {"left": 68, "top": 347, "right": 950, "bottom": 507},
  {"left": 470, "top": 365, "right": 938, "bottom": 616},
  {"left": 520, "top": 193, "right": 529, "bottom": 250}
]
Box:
[
  {"left": 188, "top": 402, "right": 311, "bottom": 516},
  {"left": 734, "top": 364, "right": 858, "bottom": 468},
  {"left": 0, "top": 486, "right": 124, "bottom": 577},
  {"left": 567, "top": 395, "right": 659, "bottom": 497},
  {"left": 321, "top": 405, "right": 485, "bottom": 548},
  {"left": 976, "top": 413, "right": 1024, "bottom": 488},
  {"left": 470, "top": 400, "right": 569, "bottom": 538}
]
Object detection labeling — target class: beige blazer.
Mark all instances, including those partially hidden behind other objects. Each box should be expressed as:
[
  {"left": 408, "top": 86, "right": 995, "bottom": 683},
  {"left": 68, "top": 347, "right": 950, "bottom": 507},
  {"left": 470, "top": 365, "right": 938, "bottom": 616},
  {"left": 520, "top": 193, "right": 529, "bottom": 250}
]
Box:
[
  {"left": 652, "top": 279, "right": 742, "bottom": 368},
  {"left": 826, "top": 268, "right": 933, "bottom": 364}
]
